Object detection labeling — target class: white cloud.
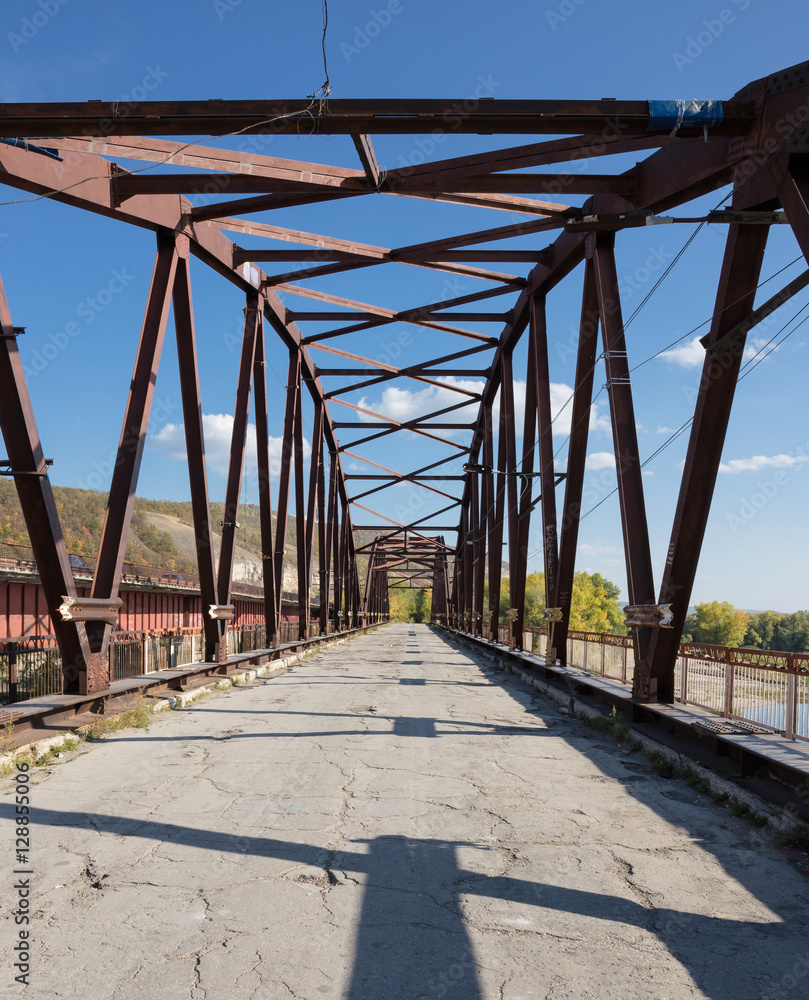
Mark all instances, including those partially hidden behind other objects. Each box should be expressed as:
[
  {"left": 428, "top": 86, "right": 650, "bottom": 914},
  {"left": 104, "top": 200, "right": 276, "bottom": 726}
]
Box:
[
  {"left": 356, "top": 379, "right": 480, "bottom": 427},
  {"left": 578, "top": 542, "right": 619, "bottom": 557},
  {"left": 659, "top": 337, "right": 704, "bottom": 368},
  {"left": 355, "top": 378, "right": 609, "bottom": 438},
  {"left": 718, "top": 454, "right": 807, "bottom": 474},
  {"left": 587, "top": 451, "right": 616, "bottom": 469},
  {"left": 743, "top": 336, "right": 780, "bottom": 362},
  {"left": 149, "top": 413, "right": 310, "bottom": 478},
  {"left": 642, "top": 470, "right": 655, "bottom": 477},
  {"left": 657, "top": 425, "right": 676, "bottom": 435}
]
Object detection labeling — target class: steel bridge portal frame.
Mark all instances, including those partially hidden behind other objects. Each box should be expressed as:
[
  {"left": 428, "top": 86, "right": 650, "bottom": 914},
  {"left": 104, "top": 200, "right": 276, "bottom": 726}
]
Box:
[{"left": 0, "top": 62, "right": 808, "bottom": 701}]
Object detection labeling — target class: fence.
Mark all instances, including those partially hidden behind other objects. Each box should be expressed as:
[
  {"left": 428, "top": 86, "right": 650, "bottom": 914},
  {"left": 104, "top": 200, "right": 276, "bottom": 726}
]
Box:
[
  {"left": 111, "top": 631, "right": 205, "bottom": 679},
  {"left": 459, "top": 620, "right": 809, "bottom": 743},
  {"left": 0, "top": 637, "right": 62, "bottom": 703},
  {"left": 0, "top": 619, "right": 353, "bottom": 705}
]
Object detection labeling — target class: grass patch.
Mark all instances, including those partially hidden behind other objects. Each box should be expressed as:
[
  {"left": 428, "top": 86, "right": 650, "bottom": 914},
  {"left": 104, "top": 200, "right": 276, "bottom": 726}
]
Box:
[
  {"left": 647, "top": 750, "right": 677, "bottom": 780},
  {"left": 680, "top": 763, "right": 711, "bottom": 794},
  {"left": 581, "top": 712, "right": 615, "bottom": 735},
  {"left": 85, "top": 703, "right": 152, "bottom": 741},
  {"left": 730, "top": 797, "right": 768, "bottom": 827},
  {"left": 1, "top": 716, "right": 16, "bottom": 755},
  {"left": 646, "top": 751, "right": 714, "bottom": 795},
  {"left": 580, "top": 705, "right": 642, "bottom": 750},
  {"left": 782, "top": 826, "right": 809, "bottom": 851}
]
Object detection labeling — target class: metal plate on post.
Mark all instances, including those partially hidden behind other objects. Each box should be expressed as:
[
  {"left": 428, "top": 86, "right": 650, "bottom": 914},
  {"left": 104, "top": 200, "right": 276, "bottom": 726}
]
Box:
[
  {"left": 623, "top": 604, "right": 674, "bottom": 628},
  {"left": 58, "top": 596, "right": 122, "bottom": 626},
  {"left": 209, "top": 604, "right": 235, "bottom": 620}
]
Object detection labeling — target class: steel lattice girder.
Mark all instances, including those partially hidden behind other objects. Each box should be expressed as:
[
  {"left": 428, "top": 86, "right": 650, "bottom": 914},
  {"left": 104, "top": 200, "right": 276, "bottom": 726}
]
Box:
[{"left": 1, "top": 61, "right": 808, "bottom": 700}]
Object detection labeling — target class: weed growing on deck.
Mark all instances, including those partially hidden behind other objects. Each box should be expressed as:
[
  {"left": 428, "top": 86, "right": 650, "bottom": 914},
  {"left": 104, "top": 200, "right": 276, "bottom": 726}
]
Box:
[
  {"left": 580, "top": 705, "right": 643, "bottom": 751},
  {"left": 85, "top": 703, "right": 152, "bottom": 741}
]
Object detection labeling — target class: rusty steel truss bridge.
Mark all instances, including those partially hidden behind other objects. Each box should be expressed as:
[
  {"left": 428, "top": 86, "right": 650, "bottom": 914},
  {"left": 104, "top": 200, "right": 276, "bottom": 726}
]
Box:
[{"left": 1, "top": 61, "right": 808, "bottom": 704}]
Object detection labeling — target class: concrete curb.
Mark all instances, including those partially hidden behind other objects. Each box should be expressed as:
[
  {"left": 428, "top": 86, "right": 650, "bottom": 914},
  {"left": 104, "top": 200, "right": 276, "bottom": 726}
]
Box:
[{"left": 447, "top": 630, "right": 809, "bottom": 837}]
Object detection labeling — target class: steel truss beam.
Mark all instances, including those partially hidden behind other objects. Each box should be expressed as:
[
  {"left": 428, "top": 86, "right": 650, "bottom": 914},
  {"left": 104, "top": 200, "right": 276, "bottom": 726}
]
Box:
[
  {"left": 2, "top": 63, "right": 808, "bottom": 701},
  {"left": 0, "top": 98, "right": 755, "bottom": 136}
]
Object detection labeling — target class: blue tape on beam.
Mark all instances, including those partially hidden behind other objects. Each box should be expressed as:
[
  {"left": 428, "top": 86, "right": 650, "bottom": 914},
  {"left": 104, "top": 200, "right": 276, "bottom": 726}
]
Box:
[
  {"left": 0, "top": 138, "right": 63, "bottom": 161},
  {"left": 647, "top": 99, "right": 724, "bottom": 132}
]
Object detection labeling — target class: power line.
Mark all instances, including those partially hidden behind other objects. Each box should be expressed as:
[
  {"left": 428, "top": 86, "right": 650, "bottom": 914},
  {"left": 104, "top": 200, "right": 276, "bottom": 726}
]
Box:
[
  {"left": 572, "top": 295, "right": 809, "bottom": 526},
  {"left": 0, "top": 10, "right": 336, "bottom": 211}
]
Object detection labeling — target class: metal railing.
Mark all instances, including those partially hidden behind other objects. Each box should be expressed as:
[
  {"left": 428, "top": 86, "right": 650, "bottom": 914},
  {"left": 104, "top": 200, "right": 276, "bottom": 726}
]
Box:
[
  {"left": 0, "top": 619, "right": 357, "bottom": 704},
  {"left": 460, "top": 620, "right": 809, "bottom": 743},
  {"left": 0, "top": 637, "right": 62, "bottom": 703}
]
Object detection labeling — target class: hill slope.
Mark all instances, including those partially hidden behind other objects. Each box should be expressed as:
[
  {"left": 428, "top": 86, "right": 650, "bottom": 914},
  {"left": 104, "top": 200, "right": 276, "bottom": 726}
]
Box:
[{"left": 0, "top": 481, "right": 378, "bottom": 591}]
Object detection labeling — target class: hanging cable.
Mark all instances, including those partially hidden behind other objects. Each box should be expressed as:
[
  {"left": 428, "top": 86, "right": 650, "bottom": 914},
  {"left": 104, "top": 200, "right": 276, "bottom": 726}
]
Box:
[
  {"left": 318, "top": 0, "right": 331, "bottom": 110},
  {"left": 737, "top": 305, "right": 809, "bottom": 382},
  {"left": 0, "top": 5, "right": 336, "bottom": 209},
  {"left": 567, "top": 293, "right": 809, "bottom": 528}
]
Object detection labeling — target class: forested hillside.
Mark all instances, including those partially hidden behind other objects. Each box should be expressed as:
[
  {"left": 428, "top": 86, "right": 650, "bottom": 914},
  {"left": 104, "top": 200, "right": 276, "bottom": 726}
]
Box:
[
  {"left": 0, "top": 481, "right": 340, "bottom": 576},
  {"left": 684, "top": 600, "right": 809, "bottom": 654}
]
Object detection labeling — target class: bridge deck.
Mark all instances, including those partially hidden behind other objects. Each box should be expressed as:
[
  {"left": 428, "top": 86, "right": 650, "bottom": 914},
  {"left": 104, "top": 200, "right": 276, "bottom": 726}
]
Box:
[{"left": 3, "top": 623, "right": 808, "bottom": 999}]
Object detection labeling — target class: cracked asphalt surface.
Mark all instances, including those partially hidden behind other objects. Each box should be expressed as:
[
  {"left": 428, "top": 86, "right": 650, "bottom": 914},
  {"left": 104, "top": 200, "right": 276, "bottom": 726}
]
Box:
[{"left": 3, "top": 623, "right": 809, "bottom": 999}]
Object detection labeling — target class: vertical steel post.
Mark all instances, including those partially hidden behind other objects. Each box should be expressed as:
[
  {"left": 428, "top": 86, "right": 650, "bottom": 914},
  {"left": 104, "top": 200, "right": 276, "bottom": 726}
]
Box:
[
  {"left": 553, "top": 256, "right": 600, "bottom": 665},
  {"left": 172, "top": 251, "right": 220, "bottom": 661},
  {"left": 336, "top": 504, "right": 348, "bottom": 630},
  {"left": 88, "top": 231, "right": 179, "bottom": 675},
  {"left": 363, "top": 538, "right": 378, "bottom": 619},
  {"left": 293, "top": 366, "right": 308, "bottom": 639},
  {"left": 0, "top": 276, "right": 92, "bottom": 693},
  {"left": 486, "top": 400, "right": 505, "bottom": 640},
  {"left": 273, "top": 348, "right": 301, "bottom": 630},
  {"left": 317, "top": 447, "right": 328, "bottom": 635},
  {"left": 500, "top": 353, "right": 520, "bottom": 647},
  {"left": 532, "top": 295, "right": 560, "bottom": 618},
  {"left": 513, "top": 303, "right": 539, "bottom": 647},
  {"left": 303, "top": 399, "right": 324, "bottom": 636},
  {"left": 252, "top": 307, "right": 278, "bottom": 648},
  {"left": 593, "top": 233, "right": 656, "bottom": 697},
  {"left": 468, "top": 472, "right": 481, "bottom": 634},
  {"left": 647, "top": 222, "right": 769, "bottom": 701},
  {"left": 323, "top": 456, "right": 337, "bottom": 632},
  {"left": 216, "top": 291, "right": 259, "bottom": 662}
]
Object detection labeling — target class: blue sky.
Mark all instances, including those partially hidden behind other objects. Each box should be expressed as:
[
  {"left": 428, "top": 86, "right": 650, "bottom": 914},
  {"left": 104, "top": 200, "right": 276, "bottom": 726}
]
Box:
[{"left": 0, "top": 0, "right": 807, "bottom": 612}]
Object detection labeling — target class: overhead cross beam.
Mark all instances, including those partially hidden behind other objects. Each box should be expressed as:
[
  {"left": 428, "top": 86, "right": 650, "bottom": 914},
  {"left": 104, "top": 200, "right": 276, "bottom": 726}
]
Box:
[{"left": 0, "top": 97, "right": 756, "bottom": 136}]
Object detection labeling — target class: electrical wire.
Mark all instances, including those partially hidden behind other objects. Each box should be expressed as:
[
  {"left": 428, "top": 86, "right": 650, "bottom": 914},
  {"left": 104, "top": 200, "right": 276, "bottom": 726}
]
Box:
[
  {"left": 0, "top": 4, "right": 334, "bottom": 210},
  {"left": 737, "top": 304, "right": 809, "bottom": 382},
  {"left": 570, "top": 294, "right": 809, "bottom": 526},
  {"left": 623, "top": 224, "right": 706, "bottom": 332}
]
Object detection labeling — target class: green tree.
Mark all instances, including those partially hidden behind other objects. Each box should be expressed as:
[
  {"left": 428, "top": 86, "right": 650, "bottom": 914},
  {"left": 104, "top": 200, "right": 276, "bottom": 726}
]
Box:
[
  {"left": 744, "top": 610, "right": 782, "bottom": 649},
  {"left": 774, "top": 610, "right": 809, "bottom": 653},
  {"left": 487, "top": 569, "right": 625, "bottom": 634},
  {"left": 684, "top": 601, "right": 749, "bottom": 647},
  {"left": 569, "top": 571, "right": 626, "bottom": 633},
  {"left": 388, "top": 588, "right": 416, "bottom": 621},
  {"left": 413, "top": 589, "right": 430, "bottom": 623}
]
